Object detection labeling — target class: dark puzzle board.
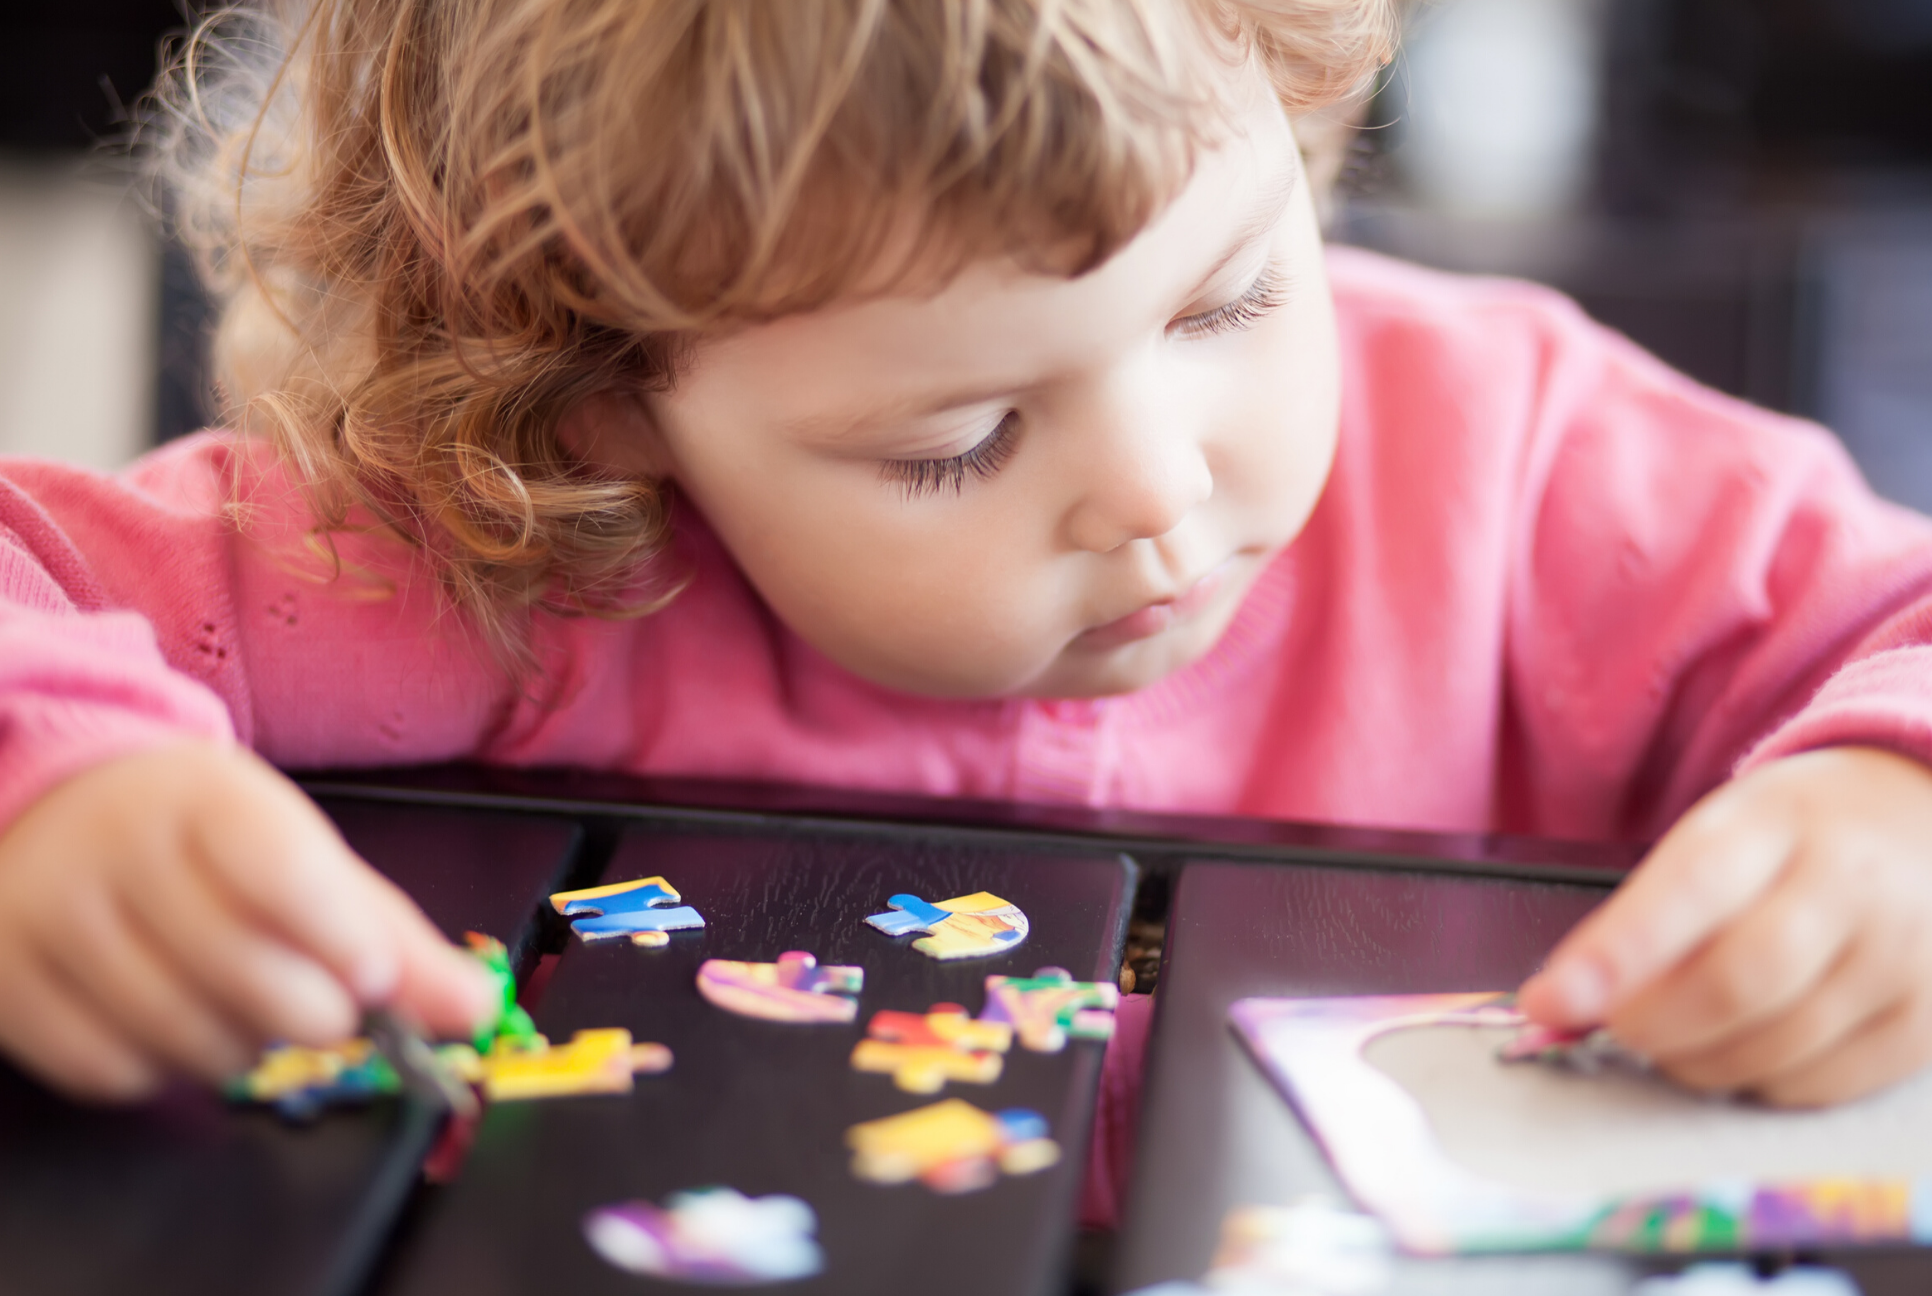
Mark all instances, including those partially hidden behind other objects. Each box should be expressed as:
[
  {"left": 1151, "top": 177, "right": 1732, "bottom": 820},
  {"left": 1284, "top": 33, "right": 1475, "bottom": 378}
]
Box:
[
  {"left": 0, "top": 800, "right": 579, "bottom": 1296},
  {"left": 1110, "top": 860, "right": 1932, "bottom": 1296},
  {"left": 380, "top": 825, "right": 1135, "bottom": 1296}
]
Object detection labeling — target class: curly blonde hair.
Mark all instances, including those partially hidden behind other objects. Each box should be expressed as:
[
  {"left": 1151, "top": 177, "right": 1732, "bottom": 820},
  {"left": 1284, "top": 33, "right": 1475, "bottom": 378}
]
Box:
[{"left": 146, "top": 0, "right": 1393, "bottom": 657}]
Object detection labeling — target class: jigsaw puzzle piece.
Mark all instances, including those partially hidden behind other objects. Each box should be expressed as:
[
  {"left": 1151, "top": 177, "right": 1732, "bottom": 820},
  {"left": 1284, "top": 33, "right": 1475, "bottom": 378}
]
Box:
[
  {"left": 981, "top": 966, "right": 1121, "bottom": 1053},
  {"left": 585, "top": 1187, "right": 824, "bottom": 1283},
  {"left": 850, "top": 1004, "right": 1013, "bottom": 1093},
  {"left": 697, "top": 951, "right": 864, "bottom": 1022},
  {"left": 226, "top": 1038, "right": 399, "bottom": 1122},
  {"left": 479, "top": 1028, "right": 673, "bottom": 1100},
  {"left": 550, "top": 876, "right": 705, "bottom": 947},
  {"left": 864, "top": 893, "right": 952, "bottom": 937},
  {"left": 863, "top": 891, "right": 1029, "bottom": 961},
  {"left": 463, "top": 931, "right": 539, "bottom": 1051},
  {"left": 846, "top": 1098, "right": 1060, "bottom": 1193}
]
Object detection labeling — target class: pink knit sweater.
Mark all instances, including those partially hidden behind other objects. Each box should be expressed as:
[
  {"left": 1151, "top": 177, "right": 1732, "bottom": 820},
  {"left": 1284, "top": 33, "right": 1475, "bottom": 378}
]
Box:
[{"left": 8, "top": 248, "right": 1932, "bottom": 841}]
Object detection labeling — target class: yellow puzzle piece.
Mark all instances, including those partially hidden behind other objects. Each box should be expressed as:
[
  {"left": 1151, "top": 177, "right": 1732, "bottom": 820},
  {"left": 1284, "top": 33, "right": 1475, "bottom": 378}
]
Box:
[
  {"left": 444, "top": 1028, "right": 673, "bottom": 1101},
  {"left": 846, "top": 1098, "right": 1060, "bottom": 1193}
]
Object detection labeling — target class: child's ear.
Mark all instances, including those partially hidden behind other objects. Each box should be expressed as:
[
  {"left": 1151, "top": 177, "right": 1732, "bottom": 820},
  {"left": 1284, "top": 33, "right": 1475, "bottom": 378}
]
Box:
[{"left": 555, "top": 390, "right": 671, "bottom": 479}]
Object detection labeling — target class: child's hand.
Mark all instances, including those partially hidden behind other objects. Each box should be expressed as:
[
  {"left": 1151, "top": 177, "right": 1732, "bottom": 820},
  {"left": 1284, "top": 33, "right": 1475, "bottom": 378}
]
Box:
[
  {"left": 0, "top": 744, "right": 494, "bottom": 1100},
  {"left": 1521, "top": 746, "right": 1932, "bottom": 1106}
]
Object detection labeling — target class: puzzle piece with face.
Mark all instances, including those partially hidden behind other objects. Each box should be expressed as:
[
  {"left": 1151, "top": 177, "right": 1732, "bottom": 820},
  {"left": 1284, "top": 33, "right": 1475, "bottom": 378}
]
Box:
[
  {"left": 850, "top": 1004, "right": 1013, "bottom": 1093},
  {"left": 863, "top": 891, "right": 1028, "bottom": 961},
  {"left": 697, "top": 951, "right": 865, "bottom": 1023},
  {"left": 980, "top": 966, "right": 1121, "bottom": 1053},
  {"left": 550, "top": 876, "right": 705, "bottom": 947},
  {"left": 455, "top": 1027, "right": 674, "bottom": 1101},
  {"left": 846, "top": 1098, "right": 1060, "bottom": 1193}
]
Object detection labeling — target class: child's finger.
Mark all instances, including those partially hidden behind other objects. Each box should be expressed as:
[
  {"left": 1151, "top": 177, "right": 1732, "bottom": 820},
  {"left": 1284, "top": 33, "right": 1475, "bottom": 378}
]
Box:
[
  {"left": 1604, "top": 860, "right": 1855, "bottom": 1061},
  {"left": 1519, "top": 796, "right": 1796, "bottom": 1028},
  {"left": 134, "top": 852, "right": 360, "bottom": 1047},
  {"left": 360, "top": 874, "right": 496, "bottom": 1038},
  {"left": 1751, "top": 990, "right": 1932, "bottom": 1108},
  {"left": 1641, "top": 917, "right": 1909, "bottom": 1093},
  {"left": 39, "top": 886, "right": 255, "bottom": 1082},
  {"left": 0, "top": 947, "right": 161, "bottom": 1101},
  {"left": 187, "top": 762, "right": 401, "bottom": 1003}
]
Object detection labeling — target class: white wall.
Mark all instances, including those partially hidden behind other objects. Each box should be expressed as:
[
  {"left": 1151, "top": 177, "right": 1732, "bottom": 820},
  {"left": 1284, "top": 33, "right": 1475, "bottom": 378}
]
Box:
[{"left": 0, "top": 160, "right": 155, "bottom": 471}]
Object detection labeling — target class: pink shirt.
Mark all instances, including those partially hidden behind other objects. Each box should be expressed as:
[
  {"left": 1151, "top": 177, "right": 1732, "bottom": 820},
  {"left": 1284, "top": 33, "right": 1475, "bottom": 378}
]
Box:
[{"left": 7, "top": 248, "right": 1932, "bottom": 843}]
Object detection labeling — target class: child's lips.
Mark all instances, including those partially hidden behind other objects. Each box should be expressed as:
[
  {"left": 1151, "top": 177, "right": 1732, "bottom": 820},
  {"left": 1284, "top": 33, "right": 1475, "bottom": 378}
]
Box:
[{"left": 1076, "top": 561, "right": 1232, "bottom": 651}]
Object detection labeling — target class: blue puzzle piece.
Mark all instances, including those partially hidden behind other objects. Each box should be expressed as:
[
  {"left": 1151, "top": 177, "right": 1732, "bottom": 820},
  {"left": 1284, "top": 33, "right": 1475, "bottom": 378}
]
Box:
[
  {"left": 865, "top": 893, "right": 952, "bottom": 937},
  {"left": 549, "top": 876, "right": 706, "bottom": 947}
]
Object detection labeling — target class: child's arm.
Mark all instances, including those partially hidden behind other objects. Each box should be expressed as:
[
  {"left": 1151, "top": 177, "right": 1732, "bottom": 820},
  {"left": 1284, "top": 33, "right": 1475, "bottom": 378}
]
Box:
[
  {"left": 0, "top": 438, "right": 506, "bottom": 1097},
  {"left": 1522, "top": 745, "right": 1932, "bottom": 1105},
  {"left": 0, "top": 743, "right": 490, "bottom": 1098},
  {"left": 1381, "top": 265, "right": 1932, "bottom": 1104}
]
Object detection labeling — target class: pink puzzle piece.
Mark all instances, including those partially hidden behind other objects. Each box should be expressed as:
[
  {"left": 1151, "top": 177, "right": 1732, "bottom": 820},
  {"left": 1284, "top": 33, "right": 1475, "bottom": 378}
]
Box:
[{"left": 696, "top": 952, "right": 864, "bottom": 1023}]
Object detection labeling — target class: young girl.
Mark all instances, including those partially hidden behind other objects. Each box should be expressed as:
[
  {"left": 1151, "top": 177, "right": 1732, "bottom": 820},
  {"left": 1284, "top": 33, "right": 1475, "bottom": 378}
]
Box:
[{"left": 5, "top": 0, "right": 1932, "bottom": 1218}]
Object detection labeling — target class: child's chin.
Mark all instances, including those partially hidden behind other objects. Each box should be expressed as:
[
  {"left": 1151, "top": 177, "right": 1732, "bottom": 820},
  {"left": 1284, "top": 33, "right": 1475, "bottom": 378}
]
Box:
[{"left": 1024, "top": 622, "right": 1226, "bottom": 700}]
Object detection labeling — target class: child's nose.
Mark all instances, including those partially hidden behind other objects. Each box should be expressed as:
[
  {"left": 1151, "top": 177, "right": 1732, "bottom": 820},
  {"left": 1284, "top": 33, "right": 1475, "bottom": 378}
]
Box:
[{"left": 1060, "top": 399, "right": 1214, "bottom": 554}]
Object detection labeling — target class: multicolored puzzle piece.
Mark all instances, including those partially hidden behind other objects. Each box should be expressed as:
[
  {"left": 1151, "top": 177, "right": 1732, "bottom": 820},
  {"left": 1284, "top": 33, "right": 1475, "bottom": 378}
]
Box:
[
  {"left": 584, "top": 1187, "right": 824, "bottom": 1284},
  {"left": 230, "top": 929, "right": 671, "bottom": 1116},
  {"left": 231, "top": 930, "right": 536, "bottom": 1122},
  {"left": 846, "top": 1098, "right": 1060, "bottom": 1193},
  {"left": 233, "top": 1028, "right": 673, "bottom": 1114},
  {"left": 981, "top": 966, "right": 1120, "bottom": 1053},
  {"left": 850, "top": 1004, "right": 1013, "bottom": 1093},
  {"left": 447, "top": 1028, "right": 673, "bottom": 1101},
  {"left": 696, "top": 951, "right": 864, "bottom": 1023},
  {"left": 550, "top": 876, "right": 705, "bottom": 947},
  {"left": 226, "top": 1037, "right": 400, "bottom": 1122},
  {"left": 863, "top": 891, "right": 1028, "bottom": 961}
]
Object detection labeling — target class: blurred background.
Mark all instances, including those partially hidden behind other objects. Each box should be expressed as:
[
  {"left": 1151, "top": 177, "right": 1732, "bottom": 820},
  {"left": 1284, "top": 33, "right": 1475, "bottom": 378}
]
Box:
[{"left": 0, "top": 0, "right": 1928, "bottom": 506}]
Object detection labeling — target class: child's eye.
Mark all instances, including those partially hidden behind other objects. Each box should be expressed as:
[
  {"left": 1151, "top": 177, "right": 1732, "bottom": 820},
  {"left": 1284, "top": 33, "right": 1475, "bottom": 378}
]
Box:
[
  {"left": 879, "top": 412, "right": 1021, "bottom": 499},
  {"left": 1170, "top": 263, "right": 1290, "bottom": 340}
]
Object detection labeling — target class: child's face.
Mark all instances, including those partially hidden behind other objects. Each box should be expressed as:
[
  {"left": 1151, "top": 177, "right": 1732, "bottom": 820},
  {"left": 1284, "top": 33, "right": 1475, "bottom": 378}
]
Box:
[{"left": 639, "top": 98, "right": 1339, "bottom": 699}]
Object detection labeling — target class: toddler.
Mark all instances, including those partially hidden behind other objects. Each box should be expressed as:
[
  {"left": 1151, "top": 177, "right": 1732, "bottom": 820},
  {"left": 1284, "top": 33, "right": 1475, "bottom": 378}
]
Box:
[{"left": 6, "top": 0, "right": 1932, "bottom": 1227}]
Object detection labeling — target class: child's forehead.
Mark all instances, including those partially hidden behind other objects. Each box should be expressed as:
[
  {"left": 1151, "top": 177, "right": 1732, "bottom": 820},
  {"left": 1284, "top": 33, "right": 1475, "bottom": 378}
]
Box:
[
  {"left": 667, "top": 58, "right": 1293, "bottom": 340},
  {"left": 675, "top": 109, "right": 1301, "bottom": 415},
  {"left": 716, "top": 88, "right": 1291, "bottom": 317}
]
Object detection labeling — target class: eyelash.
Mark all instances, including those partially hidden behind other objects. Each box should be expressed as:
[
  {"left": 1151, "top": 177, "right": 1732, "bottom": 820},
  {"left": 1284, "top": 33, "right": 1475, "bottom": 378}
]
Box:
[
  {"left": 879, "top": 411, "right": 1021, "bottom": 499},
  {"left": 1171, "top": 263, "right": 1291, "bottom": 340},
  {"left": 876, "top": 266, "right": 1287, "bottom": 498}
]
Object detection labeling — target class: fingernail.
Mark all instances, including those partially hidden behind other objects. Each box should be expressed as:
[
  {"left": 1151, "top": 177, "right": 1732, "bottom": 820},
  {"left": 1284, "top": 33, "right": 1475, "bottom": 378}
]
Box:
[
  {"left": 352, "top": 952, "right": 400, "bottom": 1004},
  {"left": 1549, "top": 959, "right": 1609, "bottom": 1023}
]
